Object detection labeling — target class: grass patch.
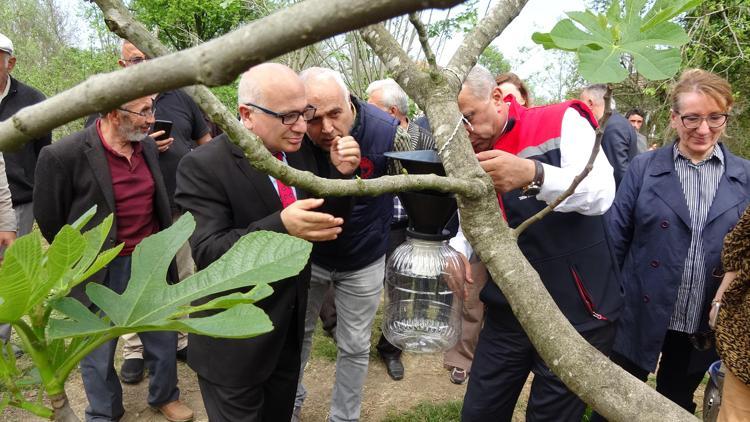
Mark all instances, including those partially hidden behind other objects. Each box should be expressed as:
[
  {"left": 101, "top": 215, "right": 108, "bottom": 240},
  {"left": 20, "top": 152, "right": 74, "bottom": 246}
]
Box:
[{"left": 383, "top": 400, "right": 462, "bottom": 422}]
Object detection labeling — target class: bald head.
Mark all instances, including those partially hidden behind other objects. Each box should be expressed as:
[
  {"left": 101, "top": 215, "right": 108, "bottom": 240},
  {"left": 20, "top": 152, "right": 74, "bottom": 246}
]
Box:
[
  {"left": 237, "top": 63, "right": 309, "bottom": 153},
  {"left": 119, "top": 41, "right": 147, "bottom": 67},
  {"left": 238, "top": 63, "right": 302, "bottom": 105}
]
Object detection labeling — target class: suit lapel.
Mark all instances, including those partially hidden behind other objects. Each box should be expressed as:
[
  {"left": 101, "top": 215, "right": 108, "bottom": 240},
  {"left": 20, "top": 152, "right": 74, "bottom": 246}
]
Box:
[
  {"left": 649, "top": 146, "right": 692, "bottom": 229},
  {"left": 83, "top": 126, "right": 116, "bottom": 214},
  {"left": 285, "top": 150, "right": 309, "bottom": 200},
  {"left": 227, "top": 139, "right": 281, "bottom": 212}
]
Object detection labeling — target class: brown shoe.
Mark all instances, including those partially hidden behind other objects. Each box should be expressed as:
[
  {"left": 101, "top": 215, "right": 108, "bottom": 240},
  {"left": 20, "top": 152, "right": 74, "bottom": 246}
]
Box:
[{"left": 154, "top": 400, "right": 194, "bottom": 422}]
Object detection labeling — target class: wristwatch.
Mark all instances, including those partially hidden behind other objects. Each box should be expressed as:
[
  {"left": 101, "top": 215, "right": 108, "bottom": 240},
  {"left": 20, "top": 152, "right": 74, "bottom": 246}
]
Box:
[{"left": 521, "top": 159, "right": 545, "bottom": 196}]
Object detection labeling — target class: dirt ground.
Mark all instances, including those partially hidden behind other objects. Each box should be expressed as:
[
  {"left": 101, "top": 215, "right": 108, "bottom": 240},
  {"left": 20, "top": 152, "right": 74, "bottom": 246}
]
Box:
[{"left": 2, "top": 343, "right": 706, "bottom": 422}]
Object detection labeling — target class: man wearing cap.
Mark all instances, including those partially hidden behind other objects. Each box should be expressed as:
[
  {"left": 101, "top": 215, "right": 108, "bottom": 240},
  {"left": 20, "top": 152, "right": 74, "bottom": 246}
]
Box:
[{"left": 0, "top": 33, "right": 52, "bottom": 348}]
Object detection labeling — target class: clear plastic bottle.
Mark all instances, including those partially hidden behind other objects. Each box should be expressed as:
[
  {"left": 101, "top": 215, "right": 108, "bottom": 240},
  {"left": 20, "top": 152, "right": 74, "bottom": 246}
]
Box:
[{"left": 382, "top": 231, "right": 465, "bottom": 353}]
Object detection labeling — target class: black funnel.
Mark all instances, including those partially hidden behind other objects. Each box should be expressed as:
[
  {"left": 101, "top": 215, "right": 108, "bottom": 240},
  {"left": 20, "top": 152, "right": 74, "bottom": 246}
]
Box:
[{"left": 385, "top": 150, "right": 457, "bottom": 239}]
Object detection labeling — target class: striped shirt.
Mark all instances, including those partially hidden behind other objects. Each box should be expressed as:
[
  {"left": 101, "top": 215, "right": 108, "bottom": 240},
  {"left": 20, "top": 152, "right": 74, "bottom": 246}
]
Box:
[{"left": 669, "top": 143, "right": 724, "bottom": 333}]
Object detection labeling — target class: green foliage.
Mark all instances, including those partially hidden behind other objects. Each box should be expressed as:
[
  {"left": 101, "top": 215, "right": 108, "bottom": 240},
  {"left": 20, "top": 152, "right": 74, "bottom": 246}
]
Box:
[
  {"left": 0, "top": 210, "right": 312, "bottom": 418},
  {"left": 533, "top": 0, "right": 700, "bottom": 83},
  {"left": 426, "top": 0, "right": 479, "bottom": 38},
  {"left": 130, "top": 0, "right": 272, "bottom": 50},
  {"left": 383, "top": 400, "right": 462, "bottom": 422},
  {"left": 478, "top": 45, "right": 510, "bottom": 78}
]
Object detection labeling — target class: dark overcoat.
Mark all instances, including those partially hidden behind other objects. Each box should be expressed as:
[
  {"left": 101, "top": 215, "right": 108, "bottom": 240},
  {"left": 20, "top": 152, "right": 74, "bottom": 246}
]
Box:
[{"left": 607, "top": 142, "right": 750, "bottom": 372}]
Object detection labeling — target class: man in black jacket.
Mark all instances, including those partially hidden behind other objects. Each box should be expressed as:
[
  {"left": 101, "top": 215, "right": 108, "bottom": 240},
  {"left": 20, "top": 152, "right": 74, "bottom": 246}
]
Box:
[
  {"left": 0, "top": 32, "right": 51, "bottom": 347},
  {"left": 34, "top": 96, "right": 192, "bottom": 422},
  {"left": 175, "top": 63, "right": 359, "bottom": 422}
]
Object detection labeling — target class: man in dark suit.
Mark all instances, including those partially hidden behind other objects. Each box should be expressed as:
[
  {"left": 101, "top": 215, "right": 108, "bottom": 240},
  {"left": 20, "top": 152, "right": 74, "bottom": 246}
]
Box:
[
  {"left": 580, "top": 84, "right": 639, "bottom": 188},
  {"left": 174, "top": 63, "right": 360, "bottom": 422},
  {"left": 34, "top": 96, "right": 192, "bottom": 422}
]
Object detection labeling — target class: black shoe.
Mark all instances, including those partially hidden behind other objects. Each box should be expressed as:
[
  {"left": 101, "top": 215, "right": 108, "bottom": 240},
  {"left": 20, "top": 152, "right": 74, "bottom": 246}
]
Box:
[
  {"left": 120, "top": 358, "right": 145, "bottom": 384},
  {"left": 383, "top": 357, "right": 404, "bottom": 381},
  {"left": 176, "top": 347, "right": 188, "bottom": 362}
]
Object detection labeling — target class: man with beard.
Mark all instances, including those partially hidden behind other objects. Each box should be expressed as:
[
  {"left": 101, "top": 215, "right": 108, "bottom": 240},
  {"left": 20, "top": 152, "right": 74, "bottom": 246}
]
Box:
[{"left": 34, "top": 96, "right": 193, "bottom": 422}]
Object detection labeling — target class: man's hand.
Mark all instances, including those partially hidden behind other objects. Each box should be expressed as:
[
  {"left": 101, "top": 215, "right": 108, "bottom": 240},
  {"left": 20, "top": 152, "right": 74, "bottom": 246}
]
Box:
[
  {"left": 280, "top": 198, "right": 344, "bottom": 241},
  {"left": 330, "top": 136, "right": 361, "bottom": 176},
  {"left": 150, "top": 130, "right": 174, "bottom": 153},
  {"left": 476, "top": 150, "right": 536, "bottom": 194},
  {"left": 0, "top": 231, "right": 16, "bottom": 263},
  {"left": 445, "top": 252, "right": 473, "bottom": 300}
]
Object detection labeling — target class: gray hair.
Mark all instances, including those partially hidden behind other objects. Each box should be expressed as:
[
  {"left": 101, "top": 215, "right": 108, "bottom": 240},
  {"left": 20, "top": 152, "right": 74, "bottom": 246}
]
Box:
[
  {"left": 463, "top": 65, "right": 496, "bottom": 100},
  {"left": 237, "top": 70, "right": 263, "bottom": 105},
  {"left": 299, "top": 67, "right": 350, "bottom": 103},
  {"left": 366, "top": 78, "right": 408, "bottom": 115},
  {"left": 581, "top": 84, "right": 607, "bottom": 105}
]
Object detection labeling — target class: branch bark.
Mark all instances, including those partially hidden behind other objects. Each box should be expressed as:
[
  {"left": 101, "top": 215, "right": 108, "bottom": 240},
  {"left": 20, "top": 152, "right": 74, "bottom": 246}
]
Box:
[
  {"left": 447, "top": 0, "right": 528, "bottom": 80},
  {"left": 0, "top": 0, "right": 464, "bottom": 153},
  {"left": 408, "top": 13, "right": 438, "bottom": 72}
]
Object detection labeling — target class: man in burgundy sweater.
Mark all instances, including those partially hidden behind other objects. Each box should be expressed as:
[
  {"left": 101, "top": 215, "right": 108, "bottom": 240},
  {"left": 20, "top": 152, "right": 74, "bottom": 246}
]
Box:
[{"left": 34, "top": 96, "right": 193, "bottom": 422}]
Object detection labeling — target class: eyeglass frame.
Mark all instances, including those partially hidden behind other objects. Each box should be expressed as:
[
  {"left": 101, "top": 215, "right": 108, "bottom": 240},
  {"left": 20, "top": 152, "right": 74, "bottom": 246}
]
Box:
[
  {"left": 244, "top": 103, "right": 317, "bottom": 125},
  {"left": 461, "top": 115, "right": 475, "bottom": 132},
  {"left": 117, "top": 106, "right": 156, "bottom": 118},
  {"left": 676, "top": 112, "right": 729, "bottom": 129}
]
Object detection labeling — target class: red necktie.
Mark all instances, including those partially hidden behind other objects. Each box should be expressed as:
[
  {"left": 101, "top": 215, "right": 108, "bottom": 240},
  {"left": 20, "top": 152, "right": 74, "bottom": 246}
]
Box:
[{"left": 273, "top": 153, "right": 296, "bottom": 208}]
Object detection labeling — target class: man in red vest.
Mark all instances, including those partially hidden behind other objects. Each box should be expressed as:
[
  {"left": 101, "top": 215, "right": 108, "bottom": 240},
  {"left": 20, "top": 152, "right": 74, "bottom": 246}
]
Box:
[{"left": 454, "top": 65, "right": 623, "bottom": 421}]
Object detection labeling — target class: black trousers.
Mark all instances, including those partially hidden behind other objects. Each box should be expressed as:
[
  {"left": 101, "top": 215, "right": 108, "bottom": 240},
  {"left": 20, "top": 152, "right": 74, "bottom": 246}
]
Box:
[
  {"left": 591, "top": 330, "right": 709, "bottom": 421},
  {"left": 198, "top": 326, "right": 300, "bottom": 422},
  {"left": 461, "top": 305, "right": 616, "bottom": 422}
]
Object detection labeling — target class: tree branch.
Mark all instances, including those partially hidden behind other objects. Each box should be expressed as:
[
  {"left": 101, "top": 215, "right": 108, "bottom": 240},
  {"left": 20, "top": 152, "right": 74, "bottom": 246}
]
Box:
[
  {"left": 408, "top": 13, "right": 438, "bottom": 72},
  {"left": 0, "top": 0, "right": 464, "bottom": 152},
  {"left": 96, "top": 0, "right": 484, "bottom": 199},
  {"left": 447, "top": 0, "right": 528, "bottom": 81}
]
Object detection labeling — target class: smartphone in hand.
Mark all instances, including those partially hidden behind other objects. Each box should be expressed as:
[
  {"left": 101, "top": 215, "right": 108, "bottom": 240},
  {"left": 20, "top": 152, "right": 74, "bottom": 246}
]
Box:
[{"left": 152, "top": 120, "right": 173, "bottom": 141}]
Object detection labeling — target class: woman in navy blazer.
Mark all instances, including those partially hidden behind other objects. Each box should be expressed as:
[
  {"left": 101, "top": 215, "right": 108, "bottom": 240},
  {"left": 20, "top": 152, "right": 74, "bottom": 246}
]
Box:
[{"left": 606, "top": 69, "right": 750, "bottom": 413}]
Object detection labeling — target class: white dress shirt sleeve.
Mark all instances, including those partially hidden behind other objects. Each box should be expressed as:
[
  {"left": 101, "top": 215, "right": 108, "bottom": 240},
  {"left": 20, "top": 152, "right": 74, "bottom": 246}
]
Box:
[
  {"left": 0, "top": 153, "right": 17, "bottom": 232},
  {"left": 535, "top": 108, "right": 615, "bottom": 215}
]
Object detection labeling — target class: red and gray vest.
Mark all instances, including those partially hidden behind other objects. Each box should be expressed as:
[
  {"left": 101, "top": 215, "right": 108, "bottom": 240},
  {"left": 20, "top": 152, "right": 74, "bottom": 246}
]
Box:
[{"left": 481, "top": 97, "right": 623, "bottom": 330}]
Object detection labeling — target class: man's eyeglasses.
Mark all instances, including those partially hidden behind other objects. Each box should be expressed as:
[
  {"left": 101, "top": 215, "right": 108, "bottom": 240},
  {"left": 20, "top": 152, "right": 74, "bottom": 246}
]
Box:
[
  {"left": 678, "top": 113, "right": 729, "bottom": 129},
  {"left": 245, "top": 103, "right": 316, "bottom": 125},
  {"left": 461, "top": 116, "right": 475, "bottom": 132},
  {"left": 124, "top": 57, "right": 147, "bottom": 65},
  {"left": 118, "top": 107, "right": 156, "bottom": 118}
]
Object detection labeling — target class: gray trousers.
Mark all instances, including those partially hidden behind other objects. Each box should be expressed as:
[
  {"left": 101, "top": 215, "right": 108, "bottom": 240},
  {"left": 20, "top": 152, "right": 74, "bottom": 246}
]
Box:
[
  {"left": 0, "top": 202, "right": 34, "bottom": 343},
  {"left": 295, "top": 256, "right": 384, "bottom": 422},
  {"left": 81, "top": 256, "right": 179, "bottom": 421}
]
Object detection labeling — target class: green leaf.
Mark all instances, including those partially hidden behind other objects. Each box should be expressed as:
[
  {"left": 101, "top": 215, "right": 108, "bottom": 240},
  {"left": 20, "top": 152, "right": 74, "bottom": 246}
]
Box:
[
  {"left": 47, "top": 298, "right": 110, "bottom": 339},
  {"left": 578, "top": 44, "right": 629, "bottom": 83},
  {"left": 0, "top": 233, "right": 43, "bottom": 322},
  {"left": 181, "top": 284, "right": 274, "bottom": 315},
  {"left": 60, "top": 214, "right": 119, "bottom": 296},
  {"left": 548, "top": 19, "right": 603, "bottom": 50},
  {"left": 53, "top": 213, "right": 311, "bottom": 340},
  {"left": 627, "top": 45, "right": 682, "bottom": 81},
  {"left": 532, "top": 0, "right": 698, "bottom": 82},
  {"left": 169, "top": 304, "right": 273, "bottom": 338},
  {"left": 530, "top": 32, "right": 561, "bottom": 50},
  {"left": 69, "top": 205, "right": 97, "bottom": 232},
  {"left": 565, "top": 11, "right": 613, "bottom": 46},
  {"left": 642, "top": 0, "right": 703, "bottom": 32},
  {"left": 36, "top": 226, "right": 86, "bottom": 306}
]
